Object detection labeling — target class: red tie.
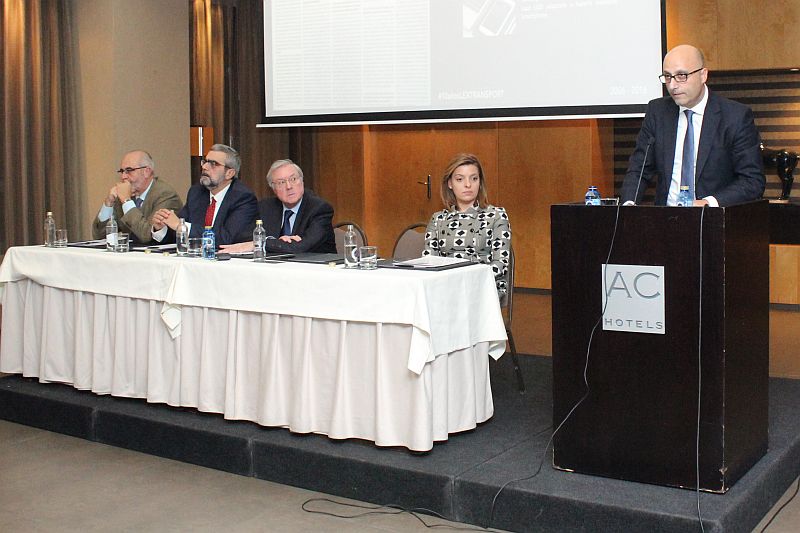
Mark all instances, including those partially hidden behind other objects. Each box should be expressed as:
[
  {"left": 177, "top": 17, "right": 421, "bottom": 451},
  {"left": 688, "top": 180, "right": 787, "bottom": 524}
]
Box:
[{"left": 204, "top": 197, "right": 216, "bottom": 227}]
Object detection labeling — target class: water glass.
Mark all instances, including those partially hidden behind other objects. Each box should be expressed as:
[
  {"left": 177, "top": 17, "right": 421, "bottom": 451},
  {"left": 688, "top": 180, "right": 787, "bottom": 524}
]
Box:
[
  {"left": 55, "top": 229, "right": 68, "bottom": 248},
  {"left": 359, "top": 246, "right": 378, "bottom": 270},
  {"left": 187, "top": 237, "right": 203, "bottom": 257},
  {"left": 115, "top": 233, "right": 130, "bottom": 253}
]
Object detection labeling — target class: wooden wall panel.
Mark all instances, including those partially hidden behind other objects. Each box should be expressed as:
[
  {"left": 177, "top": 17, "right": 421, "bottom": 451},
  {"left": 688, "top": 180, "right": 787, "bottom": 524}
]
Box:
[
  {"left": 666, "top": 0, "right": 800, "bottom": 70},
  {"left": 665, "top": 0, "right": 718, "bottom": 63},
  {"left": 769, "top": 308, "right": 800, "bottom": 379},
  {"left": 770, "top": 244, "right": 800, "bottom": 304},
  {"left": 315, "top": 126, "right": 366, "bottom": 227},
  {"left": 364, "top": 125, "right": 438, "bottom": 256},
  {"left": 496, "top": 120, "right": 613, "bottom": 288},
  {"left": 717, "top": 0, "right": 800, "bottom": 69}
]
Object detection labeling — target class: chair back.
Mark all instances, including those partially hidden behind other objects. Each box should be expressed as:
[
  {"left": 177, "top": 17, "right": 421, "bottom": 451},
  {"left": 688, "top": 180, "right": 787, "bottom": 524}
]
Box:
[
  {"left": 392, "top": 223, "right": 427, "bottom": 260},
  {"left": 333, "top": 222, "right": 367, "bottom": 255},
  {"left": 500, "top": 246, "right": 515, "bottom": 325}
]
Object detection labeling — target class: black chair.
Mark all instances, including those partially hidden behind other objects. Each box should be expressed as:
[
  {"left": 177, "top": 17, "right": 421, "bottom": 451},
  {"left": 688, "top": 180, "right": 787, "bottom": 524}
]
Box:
[
  {"left": 391, "top": 223, "right": 426, "bottom": 260},
  {"left": 333, "top": 221, "right": 367, "bottom": 255},
  {"left": 502, "top": 246, "right": 525, "bottom": 393}
]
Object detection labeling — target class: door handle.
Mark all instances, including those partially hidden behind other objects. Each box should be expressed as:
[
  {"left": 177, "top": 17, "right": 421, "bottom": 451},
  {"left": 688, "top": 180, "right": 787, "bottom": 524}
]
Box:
[{"left": 417, "top": 174, "right": 431, "bottom": 199}]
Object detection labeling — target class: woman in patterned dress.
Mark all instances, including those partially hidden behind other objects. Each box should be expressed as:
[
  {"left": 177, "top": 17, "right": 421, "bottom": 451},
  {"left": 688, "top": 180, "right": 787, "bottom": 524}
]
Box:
[{"left": 423, "top": 153, "right": 512, "bottom": 298}]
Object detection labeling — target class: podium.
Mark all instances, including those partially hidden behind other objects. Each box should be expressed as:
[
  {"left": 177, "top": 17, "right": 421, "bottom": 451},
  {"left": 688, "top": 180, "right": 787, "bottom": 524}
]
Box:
[{"left": 550, "top": 201, "right": 769, "bottom": 492}]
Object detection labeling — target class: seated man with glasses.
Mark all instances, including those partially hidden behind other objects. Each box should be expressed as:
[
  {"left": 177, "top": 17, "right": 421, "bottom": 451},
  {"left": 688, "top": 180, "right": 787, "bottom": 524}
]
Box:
[
  {"left": 92, "top": 150, "right": 183, "bottom": 244},
  {"left": 220, "top": 159, "right": 336, "bottom": 254},
  {"left": 621, "top": 44, "right": 764, "bottom": 207},
  {"left": 151, "top": 144, "right": 258, "bottom": 245}
]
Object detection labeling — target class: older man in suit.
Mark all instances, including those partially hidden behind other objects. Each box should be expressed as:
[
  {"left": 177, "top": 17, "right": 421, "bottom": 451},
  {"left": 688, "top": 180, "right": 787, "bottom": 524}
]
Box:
[
  {"left": 621, "top": 44, "right": 765, "bottom": 207},
  {"left": 151, "top": 144, "right": 258, "bottom": 246},
  {"left": 91, "top": 150, "right": 182, "bottom": 244},
  {"left": 221, "top": 159, "right": 336, "bottom": 254}
]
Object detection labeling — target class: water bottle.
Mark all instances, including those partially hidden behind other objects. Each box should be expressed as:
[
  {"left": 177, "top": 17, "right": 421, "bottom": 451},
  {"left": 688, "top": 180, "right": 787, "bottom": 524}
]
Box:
[
  {"left": 176, "top": 218, "right": 188, "bottom": 256},
  {"left": 44, "top": 211, "right": 56, "bottom": 247},
  {"left": 343, "top": 224, "right": 359, "bottom": 268},
  {"left": 105, "top": 216, "right": 118, "bottom": 251},
  {"left": 585, "top": 186, "right": 601, "bottom": 206},
  {"left": 202, "top": 226, "right": 216, "bottom": 260},
  {"left": 677, "top": 185, "right": 693, "bottom": 207},
  {"left": 253, "top": 219, "right": 266, "bottom": 262}
]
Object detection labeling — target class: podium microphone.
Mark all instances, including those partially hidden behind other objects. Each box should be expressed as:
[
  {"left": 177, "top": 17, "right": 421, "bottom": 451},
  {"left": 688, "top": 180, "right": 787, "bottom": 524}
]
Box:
[{"left": 632, "top": 136, "right": 656, "bottom": 205}]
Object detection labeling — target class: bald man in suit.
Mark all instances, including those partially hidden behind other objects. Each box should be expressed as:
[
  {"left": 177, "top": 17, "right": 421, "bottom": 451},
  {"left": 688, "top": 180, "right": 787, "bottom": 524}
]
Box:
[
  {"left": 621, "top": 44, "right": 764, "bottom": 207},
  {"left": 92, "top": 150, "right": 182, "bottom": 244}
]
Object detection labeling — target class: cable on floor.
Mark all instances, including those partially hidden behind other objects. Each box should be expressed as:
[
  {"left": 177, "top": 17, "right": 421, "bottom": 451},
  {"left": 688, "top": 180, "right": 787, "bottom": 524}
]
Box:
[
  {"left": 301, "top": 497, "right": 493, "bottom": 531},
  {"left": 758, "top": 476, "right": 800, "bottom": 532}
]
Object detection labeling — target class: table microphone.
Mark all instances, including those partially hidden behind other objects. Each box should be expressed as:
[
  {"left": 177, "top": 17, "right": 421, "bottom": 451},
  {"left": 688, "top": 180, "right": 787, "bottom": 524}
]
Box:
[{"left": 632, "top": 136, "right": 656, "bottom": 205}]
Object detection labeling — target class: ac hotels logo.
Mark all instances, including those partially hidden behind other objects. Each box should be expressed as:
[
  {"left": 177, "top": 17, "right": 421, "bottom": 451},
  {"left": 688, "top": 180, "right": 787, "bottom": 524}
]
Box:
[{"left": 602, "top": 264, "right": 665, "bottom": 334}]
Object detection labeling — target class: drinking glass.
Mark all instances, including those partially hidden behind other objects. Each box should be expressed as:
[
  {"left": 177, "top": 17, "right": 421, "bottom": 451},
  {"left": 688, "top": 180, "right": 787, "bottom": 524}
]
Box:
[
  {"left": 55, "top": 229, "right": 68, "bottom": 248},
  {"left": 359, "top": 246, "right": 378, "bottom": 270},
  {"left": 187, "top": 237, "right": 203, "bottom": 257},
  {"left": 115, "top": 233, "right": 130, "bottom": 252}
]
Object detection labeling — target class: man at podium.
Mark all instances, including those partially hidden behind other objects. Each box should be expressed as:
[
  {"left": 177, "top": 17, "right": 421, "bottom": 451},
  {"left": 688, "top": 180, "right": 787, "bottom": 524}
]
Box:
[{"left": 621, "top": 44, "right": 765, "bottom": 207}]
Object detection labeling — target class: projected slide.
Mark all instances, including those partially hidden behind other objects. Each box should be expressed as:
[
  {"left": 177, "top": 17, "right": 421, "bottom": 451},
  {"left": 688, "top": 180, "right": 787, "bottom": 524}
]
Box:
[{"left": 262, "top": 0, "right": 665, "bottom": 126}]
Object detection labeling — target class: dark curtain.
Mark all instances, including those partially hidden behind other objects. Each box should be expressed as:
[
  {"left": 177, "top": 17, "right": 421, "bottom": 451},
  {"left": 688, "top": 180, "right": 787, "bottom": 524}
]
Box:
[
  {"left": 190, "top": 0, "right": 235, "bottom": 146},
  {"left": 190, "top": 0, "right": 318, "bottom": 198},
  {"left": 0, "top": 0, "right": 83, "bottom": 251}
]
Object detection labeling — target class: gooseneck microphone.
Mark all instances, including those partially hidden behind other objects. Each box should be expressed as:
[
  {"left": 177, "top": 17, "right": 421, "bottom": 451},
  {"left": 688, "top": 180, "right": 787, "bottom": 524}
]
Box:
[{"left": 632, "top": 136, "right": 656, "bottom": 205}]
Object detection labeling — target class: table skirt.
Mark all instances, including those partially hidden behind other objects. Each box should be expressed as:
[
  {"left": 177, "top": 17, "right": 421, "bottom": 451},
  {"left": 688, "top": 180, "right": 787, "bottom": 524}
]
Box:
[{"left": 0, "top": 280, "right": 495, "bottom": 451}]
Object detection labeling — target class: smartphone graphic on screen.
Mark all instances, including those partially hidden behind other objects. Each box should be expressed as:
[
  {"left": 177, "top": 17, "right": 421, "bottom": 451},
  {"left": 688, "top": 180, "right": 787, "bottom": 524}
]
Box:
[
  {"left": 477, "top": 0, "right": 515, "bottom": 36},
  {"left": 463, "top": 0, "right": 516, "bottom": 37}
]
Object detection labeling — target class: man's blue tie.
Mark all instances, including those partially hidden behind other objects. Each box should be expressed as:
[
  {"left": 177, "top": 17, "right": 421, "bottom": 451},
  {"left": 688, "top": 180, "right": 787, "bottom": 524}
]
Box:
[
  {"left": 134, "top": 197, "right": 143, "bottom": 209},
  {"left": 281, "top": 210, "right": 293, "bottom": 236},
  {"left": 681, "top": 109, "right": 696, "bottom": 199}
]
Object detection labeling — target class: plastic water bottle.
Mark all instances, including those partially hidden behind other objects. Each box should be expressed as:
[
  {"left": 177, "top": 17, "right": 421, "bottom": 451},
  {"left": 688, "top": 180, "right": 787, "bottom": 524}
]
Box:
[
  {"left": 253, "top": 219, "right": 266, "bottom": 262},
  {"left": 105, "top": 216, "right": 118, "bottom": 251},
  {"left": 343, "top": 224, "right": 359, "bottom": 268},
  {"left": 44, "top": 211, "right": 56, "bottom": 247},
  {"left": 585, "top": 186, "right": 601, "bottom": 206},
  {"left": 202, "top": 226, "right": 216, "bottom": 260},
  {"left": 677, "top": 185, "right": 693, "bottom": 207},
  {"left": 176, "top": 218, "right": 188, "bottom": 256}
]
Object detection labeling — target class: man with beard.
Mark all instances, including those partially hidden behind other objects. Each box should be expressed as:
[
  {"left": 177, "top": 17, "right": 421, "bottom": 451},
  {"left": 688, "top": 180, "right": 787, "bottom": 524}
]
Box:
[
  {"left": 151, "top": 144, "right": 257, "bottom": 245},
  {"left": 91, "top": 150, "right": 182, "bottom": 244}
]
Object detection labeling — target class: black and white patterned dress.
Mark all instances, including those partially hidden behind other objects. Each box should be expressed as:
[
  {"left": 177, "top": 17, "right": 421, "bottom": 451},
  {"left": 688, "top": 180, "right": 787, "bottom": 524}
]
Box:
[{"left": 422, "top": 205, "right": 512, "bottom": 297}]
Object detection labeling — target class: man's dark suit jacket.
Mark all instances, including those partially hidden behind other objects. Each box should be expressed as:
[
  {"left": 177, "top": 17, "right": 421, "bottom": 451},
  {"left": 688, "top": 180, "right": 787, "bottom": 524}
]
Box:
[
  {"left": 179, "top": 179, "right": 258, "bottom": 245},
  {"left": 621, "top": 90, "right": 765, "bottom": 207},
  {"left": 260, "top": 191, "right": 336, "bottom": 253}
]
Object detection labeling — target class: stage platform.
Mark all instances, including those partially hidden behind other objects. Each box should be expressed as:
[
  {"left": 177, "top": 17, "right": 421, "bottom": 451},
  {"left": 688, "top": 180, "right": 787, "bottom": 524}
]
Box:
[{"left": 1, "top": 356, "right": 798, "bottom": 532}]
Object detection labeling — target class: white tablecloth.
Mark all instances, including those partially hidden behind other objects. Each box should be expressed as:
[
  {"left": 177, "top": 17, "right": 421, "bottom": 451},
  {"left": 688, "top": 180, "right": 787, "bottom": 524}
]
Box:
[{"left": 0, "top": 246, "right": 507, "bottom": 450}]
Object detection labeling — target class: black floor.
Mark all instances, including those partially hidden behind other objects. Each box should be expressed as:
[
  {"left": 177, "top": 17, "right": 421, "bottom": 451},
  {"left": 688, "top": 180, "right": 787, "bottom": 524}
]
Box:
[{"left": 1, "top": 356, "right": 799, "bottom": 533}]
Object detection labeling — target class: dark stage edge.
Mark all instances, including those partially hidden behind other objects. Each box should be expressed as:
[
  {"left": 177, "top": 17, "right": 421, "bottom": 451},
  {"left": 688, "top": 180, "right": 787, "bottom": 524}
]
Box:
[{"left": 1, "top": 357, "right": 799, "bottom": 533}]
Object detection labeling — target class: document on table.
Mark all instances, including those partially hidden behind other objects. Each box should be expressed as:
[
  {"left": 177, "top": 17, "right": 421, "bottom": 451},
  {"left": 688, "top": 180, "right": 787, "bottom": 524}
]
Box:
[{"left": 390, "top": 256, "right": 474, "bottom": 270}]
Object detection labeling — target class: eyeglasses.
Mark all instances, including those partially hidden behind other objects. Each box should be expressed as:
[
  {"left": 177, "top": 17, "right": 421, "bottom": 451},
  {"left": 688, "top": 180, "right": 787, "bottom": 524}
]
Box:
[
  {"left": 116, "top": 166, "right": 146, "bottom": 175},
  {"left": 200, "top": 158, "right": 230, "bottom": 169},
  {"left": 658, "top": 68, "right": 704, "bottom": 84},
  {"left": 271, "top": 175, "right": 302, "bottom": 189}
]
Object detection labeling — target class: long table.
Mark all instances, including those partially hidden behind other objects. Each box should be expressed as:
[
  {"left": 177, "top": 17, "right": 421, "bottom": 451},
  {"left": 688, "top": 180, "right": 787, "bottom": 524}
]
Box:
[{"left": 0, "top": 246, "right": 507, "bottom": 451}]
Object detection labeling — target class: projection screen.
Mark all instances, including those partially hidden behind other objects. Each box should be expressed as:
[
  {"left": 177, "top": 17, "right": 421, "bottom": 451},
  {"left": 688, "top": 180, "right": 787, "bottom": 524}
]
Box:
[{"left": 260, "top": 0, "right": 666, "bottom": 127}]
